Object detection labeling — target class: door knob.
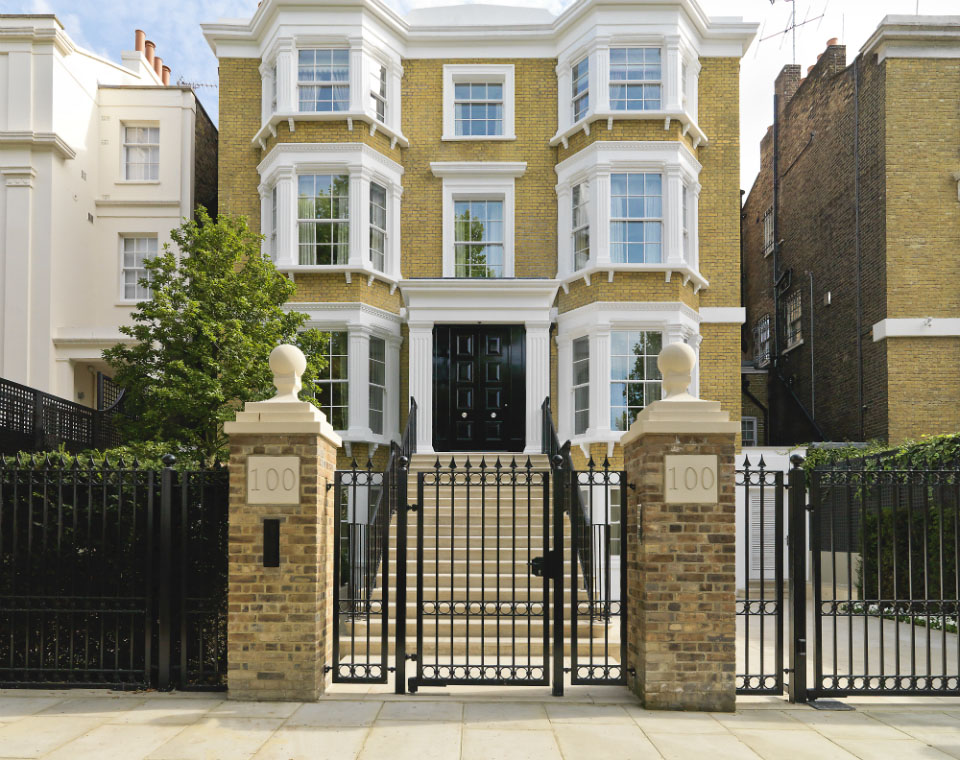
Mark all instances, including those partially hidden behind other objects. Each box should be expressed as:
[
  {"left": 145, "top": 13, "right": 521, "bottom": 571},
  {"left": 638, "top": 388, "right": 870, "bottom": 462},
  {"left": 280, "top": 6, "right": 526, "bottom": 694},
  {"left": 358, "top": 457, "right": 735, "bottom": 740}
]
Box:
[
  {"left": 490, "top": 412, "right": 497, "bottom": 419},
  {"left": 461, "top": 412, "right": 467, "bottom": 418}
]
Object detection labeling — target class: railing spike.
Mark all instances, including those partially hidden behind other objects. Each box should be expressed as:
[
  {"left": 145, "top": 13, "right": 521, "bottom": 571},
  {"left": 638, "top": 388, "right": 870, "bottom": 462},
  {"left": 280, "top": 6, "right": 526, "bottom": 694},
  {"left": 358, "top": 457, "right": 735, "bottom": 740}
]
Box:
[
  {"left": 102, "top": 452, "right": 111, "bottom": 468},
  {"left": 117, "top": 455, "right": 127, "bottom": 469},
  {"left": 509, "top": 456, "right": 517, "bottom": 470},
  {"left": 131, "top": 456, "right": 141, "bottom": 469},
  {"left": 449, "top": 456, "right": 457, "bottom": 469},
  {"left": 71, "top": 455, "right": 81, "bottom": 470},
  {"left": 42, "top": 452, "right": 51, "bottom": 469},
  {"left": 15, "top": 452, "right": 24, "bottom": 466},
  {"left": 587, "top": 456, "right": 595, "bottom": 470},
  {"left": 350, "top": 457, "right": 358, "bottom": 471},
  {"left": 495, "top": 456, "right": 502, "bottom": 470},
  {"left": 743, "top": 453, "right": 751, "bottom": 469},
  {"left": 365, "top": 457, "right": 373, "bottom": 471},
  {"left": 602, "top": 456, "right": 610, "bottom": 470},
  {"left": 758, "top": 454, "right": 767, "bottom": 470},
  {"left": 464, "top": 456, "right": 472, "bottom": 469},
  {"left": 524, "top": 456, "right": 532, "bottom": 470},
  {"left": 479, "top": 456, "right": 487, "bottom": 470}
]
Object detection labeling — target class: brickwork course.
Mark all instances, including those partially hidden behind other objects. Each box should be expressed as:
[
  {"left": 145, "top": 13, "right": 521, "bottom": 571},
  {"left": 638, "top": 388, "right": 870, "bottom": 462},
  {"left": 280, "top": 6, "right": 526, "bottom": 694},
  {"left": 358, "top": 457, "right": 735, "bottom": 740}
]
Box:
[
  {"left": 741, "top": 24, "right": 960, "bottom": 446},
  {"left": 623, "top": 431, "right": 737, "bottom": 711},
  {"left": 218, "top": 54, "right": 746, "bottom": 458},
  {"left": 227, "top": 434, "right": 336, "bottom": 701}
]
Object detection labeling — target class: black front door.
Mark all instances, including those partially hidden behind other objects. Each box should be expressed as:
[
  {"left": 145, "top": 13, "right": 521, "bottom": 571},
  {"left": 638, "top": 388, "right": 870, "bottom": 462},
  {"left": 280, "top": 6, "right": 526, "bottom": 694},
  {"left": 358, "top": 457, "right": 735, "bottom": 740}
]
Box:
[{"left": 433, "top": 325, "right": 525, "bottom": 452}]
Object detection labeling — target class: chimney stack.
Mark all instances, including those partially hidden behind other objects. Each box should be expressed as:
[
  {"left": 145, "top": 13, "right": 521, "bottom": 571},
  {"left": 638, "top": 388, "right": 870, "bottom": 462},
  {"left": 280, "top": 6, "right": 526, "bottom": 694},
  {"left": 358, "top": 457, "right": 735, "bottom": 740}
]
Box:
[
  {"left": 154, "top": 55, "right": 163, "bottom": 77},
  {"left": 135, "top": 29, "right": 145, "bottom": 53},
  {"left": 144, "top": 40, "right": 155, "bottom": 64},
  {"left": 807, "top": 65, "right": 815, "bottom": 74},
  {"left": 774, "top": 64, "right": 802, "bottom": 118},
  {"left": 162, "top": 65, "right": 171, "bottom": 86}
]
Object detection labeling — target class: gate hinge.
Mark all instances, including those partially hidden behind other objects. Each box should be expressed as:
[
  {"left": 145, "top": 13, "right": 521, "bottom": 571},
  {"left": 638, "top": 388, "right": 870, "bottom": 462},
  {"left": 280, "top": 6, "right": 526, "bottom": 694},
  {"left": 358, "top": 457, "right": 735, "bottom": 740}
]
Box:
[
  {"left": 406, "top": 502, "right": 419, "bottom": 512},
  {"left": 530, "top": 551, "right": 560, "bottom": 580},
  {"left": 405, "top": 653, "right": 418, "bottom": 661}
]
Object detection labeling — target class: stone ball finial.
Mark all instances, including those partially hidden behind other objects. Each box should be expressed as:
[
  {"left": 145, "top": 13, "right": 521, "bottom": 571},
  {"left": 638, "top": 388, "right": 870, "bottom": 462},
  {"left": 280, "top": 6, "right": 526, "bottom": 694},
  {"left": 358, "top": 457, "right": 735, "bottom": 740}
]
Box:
[
  {"left": 268, "top": 344, "right": 306, "bottom": 402},
  {"left": 658, "top": 342, "right": 696, "bottom": 400}
]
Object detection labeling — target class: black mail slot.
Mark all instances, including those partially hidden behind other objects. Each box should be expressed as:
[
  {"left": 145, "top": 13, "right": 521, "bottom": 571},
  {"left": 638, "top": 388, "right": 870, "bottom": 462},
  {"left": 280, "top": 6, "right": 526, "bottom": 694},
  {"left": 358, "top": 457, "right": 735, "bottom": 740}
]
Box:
[{"left": 263, "top": 519, "right": 280, "bottom": 567}]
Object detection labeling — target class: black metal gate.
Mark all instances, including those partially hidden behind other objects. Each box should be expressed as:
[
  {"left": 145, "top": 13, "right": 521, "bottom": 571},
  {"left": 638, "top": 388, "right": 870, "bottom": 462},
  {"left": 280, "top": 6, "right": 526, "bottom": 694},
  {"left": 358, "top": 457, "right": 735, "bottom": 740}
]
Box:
[
  {"left": 408, "top": 457, "right": 551, "bottom": 689},
  {"left": 807, "top": 460, "right": 960, "bottom": 697},
  {"left": 736, "top": 456, "right": 784, "bottom": 695},
  {"left": 0, "top": 454, "right": 227, "bottom": 690}
]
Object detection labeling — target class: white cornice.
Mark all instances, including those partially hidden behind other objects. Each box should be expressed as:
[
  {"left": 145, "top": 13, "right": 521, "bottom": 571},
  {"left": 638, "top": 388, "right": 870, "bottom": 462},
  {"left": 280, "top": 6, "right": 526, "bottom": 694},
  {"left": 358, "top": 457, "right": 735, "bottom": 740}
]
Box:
[
  {"left": 698, "top": 306, "right": 745, "bottom": 324},
  {"left": 285, "top": 301, "right": 403, "bottom": 330},
  {"left": 555, "top": 140, "right": 701, "bottom": 179},
  {"left": 430, "top": 161, "right": 527, "bottom": 178},
  {"left": 400, "top": 278, "right": 559, "bottom": 326},
  {"left": 556, "top": 300, "right": 700, "bottom": 336},
  {"left": 200, "top": 0, "right": 758, "bottom": 59},
  {"left": 862, "top": 15, "right": 960, "bottom": 62},
  {"left": 0, "top": 131, "right": 76, "bottom": 160},
  {"left": 258, "top": 141, "right": 404, "bottom": 180},
  {"left": 872, "top": 318, "right": 960, "bottom": 341}
]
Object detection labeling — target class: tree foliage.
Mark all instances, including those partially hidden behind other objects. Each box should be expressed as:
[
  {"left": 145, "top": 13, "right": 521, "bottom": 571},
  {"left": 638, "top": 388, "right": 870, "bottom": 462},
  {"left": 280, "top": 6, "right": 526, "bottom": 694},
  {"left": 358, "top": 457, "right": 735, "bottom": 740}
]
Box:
[{"left": 104, "top": 209, "right": 329, "bottom": 463}]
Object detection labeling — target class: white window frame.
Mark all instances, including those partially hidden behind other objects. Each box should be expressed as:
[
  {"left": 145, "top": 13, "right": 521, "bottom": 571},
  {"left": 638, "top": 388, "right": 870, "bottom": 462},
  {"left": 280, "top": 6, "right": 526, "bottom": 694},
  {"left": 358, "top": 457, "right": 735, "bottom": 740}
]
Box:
[
  {"left": 609, "top": 46, "right": 662, "bottom": 112},
  {"left": 609, "top": 329, "right": 663, "bottom": 432},
  {"left": 572, "top": 56, "right": 590, "bottom": 124},
  {"left": 554, "top": 142, "right": 701, "bottom": 284},
  {"left": 370, "top": 60, "right": 387, "bottom": 123},
  {"left": 453, "top": 199, "right": 505, "bottom": 278},
  {"left": 369, "top": 181, "right": 387, "bottom": 272},
  {"left": 368, "top": 335, "right": 386, "bottom": 435},
  {"left": 314, "top": 329, "right": 350, "bottom": 432},
  {"left": 442, "top": 64, "right": 516, "bottom": 141},
  {"left": 296, "top": 173, "right": 351, "bottom": 266},
  {"left": 431, "top": 161, "right": 525, "bottom": 278},
  {"left": 270, "top": 185, "right": 278, "bottom": 259},
  {"left": 258, "top": 144, "right": 404, "bottom": 282},
  {"left": 297, "top": 48, "right": 351, "bottom": 113},
  {"left": 572, "top": 182, "right": 590, "bottom": 272},
  {"left": 122, "top": 124, "right": 159, "bottom": 182},
  {"left": 610, "top": 172, "right": 663, "bottom": 264},
  {"left": 741, "top": 416, "right": 758, "bottom": 447},
  {"left": 119, "top": 234, "right": 159, "bottom": 303},
  {"left": 556, "top": 302, "right": 700, "bottom": 446},
  {"left": 572, "top": 336, "right": 590, "bottom": 435}
]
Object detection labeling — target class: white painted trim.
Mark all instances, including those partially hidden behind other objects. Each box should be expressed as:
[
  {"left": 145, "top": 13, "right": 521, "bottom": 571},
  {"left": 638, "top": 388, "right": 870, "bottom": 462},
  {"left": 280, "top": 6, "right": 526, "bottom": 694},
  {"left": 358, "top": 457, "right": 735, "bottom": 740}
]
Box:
[
  {"left": 699, "top": 307, "right": 746, "bottom": 324},
  {"left": 401, "top": 278, "right": 558, "bottom": 324},
  {"left": 430, "top": 163, "right": 526, "bottom": 279},
  {"left": 861, "top": 16, "right": 960, "bottom": 62},
  {"left": 441, "top": 64, "right": 516, "bottom": 141},
  {"left": 872, "top": 318, "right": 960, "bottom": 341}
]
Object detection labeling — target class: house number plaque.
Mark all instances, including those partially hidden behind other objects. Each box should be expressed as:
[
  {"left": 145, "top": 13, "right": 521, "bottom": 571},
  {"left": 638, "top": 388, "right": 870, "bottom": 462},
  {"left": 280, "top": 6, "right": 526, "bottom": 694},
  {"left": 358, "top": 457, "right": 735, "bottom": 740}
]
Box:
[
  {"left": 663, "top": 455, "right": 718, "bottom": 504},
  {"left": 247, "top": 456, "right": 300, "bottom": 505}
]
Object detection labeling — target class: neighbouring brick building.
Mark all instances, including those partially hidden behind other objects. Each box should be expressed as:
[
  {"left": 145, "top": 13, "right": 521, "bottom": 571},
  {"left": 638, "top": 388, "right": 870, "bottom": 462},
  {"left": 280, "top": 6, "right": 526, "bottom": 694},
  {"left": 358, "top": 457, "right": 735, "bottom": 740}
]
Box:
[
  {"left": 203, "top": 0, "right": 756, "bottom": 468},
  {"left": 742, "top": 16, "right": 960, "bottom": 446}
]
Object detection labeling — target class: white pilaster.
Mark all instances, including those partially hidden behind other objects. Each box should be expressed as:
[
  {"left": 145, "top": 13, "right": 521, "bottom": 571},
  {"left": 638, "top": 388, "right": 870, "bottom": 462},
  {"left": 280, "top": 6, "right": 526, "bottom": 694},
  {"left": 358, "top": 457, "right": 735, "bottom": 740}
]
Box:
[
  {"left": 556, "top": 62, "right": 572, "bottom": 134},
  {"left": 592, "top": 329, "right": 611, "bottom": 439},
  {"left": 347, "top": 327, "right": 370, "bottom": 438},
  {"left": 2, "top": 168, "right": 35, "bottom": 384},
  {"left": 664, "top": 165, "right": 684, "bottom": 267},
  {"left": 275, "top": 41, "right": 295, "bottom": 115},
  {"left": 259, "top": 60, "right": 274, "bottom": 125},
  {"left": 524, "top": 323, "right": 551, "bottom": 452},
  {"left": 348, "top": 173, "right": 364, "bottom": 267},
  {"left": 594, "top": 169, "right": 611, "bottom": 266},
  {"left": 408, "top": 323, "right": 434, "bottom": 452},
  {"left": 556, "top": 183, "right": 572, "bottom": 278},
  {"left": 556, "top": 335, "right": 573, "bottom": 441},
  {"left": 389, "top": 183, "right": 403, "bottom": 279},
  {"left": 386, "top": 334, "right": 402, "bottom": 441},
  {"left": 664, "top": 36, "right": 682, "bottom": 113},
  {"left": 348, "top": 41, "right": 364, "bottom": 114},
  {"left": 275, "top": 170, "right": 295, "bottom": 266},
  {"left": 594, "top": 42, "right": 610, "bottom": 114}
]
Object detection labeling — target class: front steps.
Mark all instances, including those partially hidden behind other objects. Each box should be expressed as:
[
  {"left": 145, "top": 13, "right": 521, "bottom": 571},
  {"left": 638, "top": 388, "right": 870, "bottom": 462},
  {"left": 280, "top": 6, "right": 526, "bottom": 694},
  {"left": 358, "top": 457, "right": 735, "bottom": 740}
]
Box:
[{"left": 336, "top": 452, "right": 620, "bottom": 677}]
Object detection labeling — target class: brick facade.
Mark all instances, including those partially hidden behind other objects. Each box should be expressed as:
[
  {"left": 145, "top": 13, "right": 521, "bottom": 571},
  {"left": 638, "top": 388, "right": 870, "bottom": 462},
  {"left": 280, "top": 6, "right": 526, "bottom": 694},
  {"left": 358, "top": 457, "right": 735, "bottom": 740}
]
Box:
[{"left": 742, "top": 25, "right": 960, "bottom": 446}]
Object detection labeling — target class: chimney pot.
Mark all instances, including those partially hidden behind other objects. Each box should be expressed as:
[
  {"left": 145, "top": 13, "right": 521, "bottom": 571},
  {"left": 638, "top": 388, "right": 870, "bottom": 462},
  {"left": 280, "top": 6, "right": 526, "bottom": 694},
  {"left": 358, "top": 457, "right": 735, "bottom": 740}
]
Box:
[
  {"left": 827, "top": 37, "right": 838, "bottom": 47},
  {"left": 162, "top": 65, "right": 171, "bottom": 86},
  {"left": 816, "top": 53, "right": 823, "bottom": 61},
  {"left": 135, "top": 30, "right": 145, "bottom": 52},
  {"left": 144, "top": 40, "right": 155, "bottom": 63},
  {"left": 807, "top": 65, "right": 815, "bottom": 74},
  {"left": 154, "top": 55, "right": 163, "bottom": 76}
]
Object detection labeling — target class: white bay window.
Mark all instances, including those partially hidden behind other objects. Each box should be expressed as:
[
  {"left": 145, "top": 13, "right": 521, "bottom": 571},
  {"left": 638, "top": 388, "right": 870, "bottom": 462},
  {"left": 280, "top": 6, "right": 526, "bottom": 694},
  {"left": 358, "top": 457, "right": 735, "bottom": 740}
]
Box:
[
  {"left": 259, "top": 144, "right": 403, "bottom": 282},
  {"left": 554, "top": 142, "right": 701, "bottom": 285}
]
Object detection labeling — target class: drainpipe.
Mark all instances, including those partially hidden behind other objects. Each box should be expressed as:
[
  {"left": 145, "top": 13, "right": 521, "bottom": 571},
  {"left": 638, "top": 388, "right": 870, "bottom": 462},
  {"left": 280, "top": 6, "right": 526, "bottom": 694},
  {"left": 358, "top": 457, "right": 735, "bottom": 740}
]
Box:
[
  {"left": 853, "top": 62, "right": 865, "bottom": 440},
  {"left": 809, "top": 271, "right": 815, "bottom": 421}
]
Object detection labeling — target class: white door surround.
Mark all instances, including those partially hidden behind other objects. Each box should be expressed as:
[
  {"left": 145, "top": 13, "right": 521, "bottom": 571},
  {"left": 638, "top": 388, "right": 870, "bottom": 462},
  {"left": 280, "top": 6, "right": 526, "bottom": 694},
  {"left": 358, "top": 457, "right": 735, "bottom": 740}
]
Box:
[{"left": 401, "top": 279, "right": 559, "bottom": 453}]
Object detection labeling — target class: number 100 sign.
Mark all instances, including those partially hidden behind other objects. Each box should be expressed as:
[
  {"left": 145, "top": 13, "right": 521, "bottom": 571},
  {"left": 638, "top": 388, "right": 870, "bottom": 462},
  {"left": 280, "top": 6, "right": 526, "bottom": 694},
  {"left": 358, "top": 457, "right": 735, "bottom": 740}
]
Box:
[
  {"left": 663, "top": 455, "right": 718, "bottom": 504},
  {"left": 247, "top": 456, "right": 300, "bottom": 505}
]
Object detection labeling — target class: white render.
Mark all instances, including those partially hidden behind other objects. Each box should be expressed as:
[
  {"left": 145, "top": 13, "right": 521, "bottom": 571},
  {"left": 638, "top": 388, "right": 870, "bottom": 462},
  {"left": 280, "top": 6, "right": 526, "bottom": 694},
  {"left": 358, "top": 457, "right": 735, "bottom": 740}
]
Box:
[{"left": 0, "top": 16, "right": 210, "bottom": 407}]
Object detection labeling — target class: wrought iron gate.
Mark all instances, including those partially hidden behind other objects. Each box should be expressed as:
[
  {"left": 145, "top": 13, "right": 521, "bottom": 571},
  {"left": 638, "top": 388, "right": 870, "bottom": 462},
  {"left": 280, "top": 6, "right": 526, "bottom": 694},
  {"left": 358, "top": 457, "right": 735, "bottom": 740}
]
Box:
[{"left": 408, "top": 457, "right": 551, "bottom": 689}]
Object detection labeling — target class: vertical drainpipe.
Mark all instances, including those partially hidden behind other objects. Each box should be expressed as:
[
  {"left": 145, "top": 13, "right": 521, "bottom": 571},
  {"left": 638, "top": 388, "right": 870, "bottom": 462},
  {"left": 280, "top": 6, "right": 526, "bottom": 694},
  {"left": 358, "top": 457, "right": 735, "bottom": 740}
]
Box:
[
  {"left": 809, "top": 271, "right": 815, "bottom": 420},
  {"left": 853, "top": 62, "right": 865, "bottom": 440},
  {"left": 771, "top": 94, "right": 782, "bottom": 440}
]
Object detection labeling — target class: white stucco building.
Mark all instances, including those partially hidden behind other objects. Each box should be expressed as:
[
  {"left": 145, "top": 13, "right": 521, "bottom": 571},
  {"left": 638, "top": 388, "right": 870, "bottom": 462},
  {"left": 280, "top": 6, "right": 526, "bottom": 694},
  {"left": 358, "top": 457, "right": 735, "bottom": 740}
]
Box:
[{"left": 0, "top": 16, "right": 217, "bottom": 408}]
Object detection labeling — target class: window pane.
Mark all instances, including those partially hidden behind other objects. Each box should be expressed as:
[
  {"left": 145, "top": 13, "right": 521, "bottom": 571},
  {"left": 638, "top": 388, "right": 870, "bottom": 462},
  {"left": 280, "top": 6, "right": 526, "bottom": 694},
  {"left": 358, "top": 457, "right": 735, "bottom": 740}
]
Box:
[{"left": 610, "top": 330, "right": 663, "bottom": 431}]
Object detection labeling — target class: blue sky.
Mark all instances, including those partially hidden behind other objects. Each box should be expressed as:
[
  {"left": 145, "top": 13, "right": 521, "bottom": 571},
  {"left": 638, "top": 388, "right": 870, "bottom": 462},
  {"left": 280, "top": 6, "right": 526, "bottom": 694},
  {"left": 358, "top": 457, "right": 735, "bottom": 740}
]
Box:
[{"left": 7, "top": 0, "right": 955, "bottom": 188}]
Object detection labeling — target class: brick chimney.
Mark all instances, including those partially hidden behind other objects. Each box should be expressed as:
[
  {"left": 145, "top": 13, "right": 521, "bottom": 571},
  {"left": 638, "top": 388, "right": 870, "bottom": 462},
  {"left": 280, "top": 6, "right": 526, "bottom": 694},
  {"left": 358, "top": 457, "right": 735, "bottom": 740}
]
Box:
[{"left": 774, "top": 64, "right": 802, "bottom": 118}]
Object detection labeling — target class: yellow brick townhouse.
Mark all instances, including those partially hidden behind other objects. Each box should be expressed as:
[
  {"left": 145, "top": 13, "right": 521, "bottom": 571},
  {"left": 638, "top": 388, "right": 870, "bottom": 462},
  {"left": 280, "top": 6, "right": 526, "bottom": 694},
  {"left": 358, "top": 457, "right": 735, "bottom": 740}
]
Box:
[{"left": 202, "top": 0, "right": 756, "bottom": 468}]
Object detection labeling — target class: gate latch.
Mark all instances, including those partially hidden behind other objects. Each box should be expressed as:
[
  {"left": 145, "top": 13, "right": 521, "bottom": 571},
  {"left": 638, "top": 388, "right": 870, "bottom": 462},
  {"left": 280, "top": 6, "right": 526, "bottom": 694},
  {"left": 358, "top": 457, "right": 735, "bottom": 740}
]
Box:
[{"left": 530, "top": 551, "right": 559, "bottom": 579}]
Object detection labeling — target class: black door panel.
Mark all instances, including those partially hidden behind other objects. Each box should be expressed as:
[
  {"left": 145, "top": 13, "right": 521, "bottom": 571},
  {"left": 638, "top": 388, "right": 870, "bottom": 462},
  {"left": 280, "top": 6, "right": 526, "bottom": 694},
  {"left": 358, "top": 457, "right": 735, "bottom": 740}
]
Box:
[{"left": 433, "top": 325, "right": 525, "bottom": 452}]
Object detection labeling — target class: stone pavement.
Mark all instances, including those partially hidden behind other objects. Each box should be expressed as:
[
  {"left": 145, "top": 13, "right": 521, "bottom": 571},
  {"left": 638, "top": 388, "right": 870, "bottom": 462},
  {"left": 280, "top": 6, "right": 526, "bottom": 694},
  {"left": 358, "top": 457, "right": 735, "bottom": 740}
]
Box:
[{"left": 0, "top": 687, "right": 959, "bottom": 760}]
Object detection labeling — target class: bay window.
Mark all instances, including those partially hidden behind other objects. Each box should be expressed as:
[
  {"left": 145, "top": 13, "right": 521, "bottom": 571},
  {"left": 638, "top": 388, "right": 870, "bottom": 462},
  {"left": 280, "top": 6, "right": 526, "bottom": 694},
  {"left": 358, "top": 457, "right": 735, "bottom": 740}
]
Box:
[
  {"left": 369, "top": 337, "right": 386, "bottom": 435},
  {"left": 370, "top": 63, "right": 387, "bottom": 123},
  {"left": 610, "top": 173, "right": 662, "bottom": 264},
  {"left": 610, "top": 330, "right": 662, "bottom": 431},
  {"left": 572, "top": 336, "right": 590, "bottom": 435},
  {"left": 572, "top": 184, "right": 589, "bottom": 271},
  {"left": 609, "top": 47, "right": 661, "bottom": 111},
  {"left": 572, "top": 57, "right": 589, "bottom": 123},
  {"left": 369, "top": 183, "right": 387, "bottom": 272},
  {"left": 315, "top": 331, "right": 349, "bottom": 430},
  {"left": 297, "top": 174, "right": 349, "bottom": 265},
  {"left": 298, "top": 49, "right": 350, "bottom": 112}
]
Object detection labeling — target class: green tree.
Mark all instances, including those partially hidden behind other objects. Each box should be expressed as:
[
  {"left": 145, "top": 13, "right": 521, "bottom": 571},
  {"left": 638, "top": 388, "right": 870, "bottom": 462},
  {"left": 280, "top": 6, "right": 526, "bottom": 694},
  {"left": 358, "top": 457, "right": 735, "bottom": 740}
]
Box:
[{"left": 104, "top": 208, "right": 329, "bottom": 463}]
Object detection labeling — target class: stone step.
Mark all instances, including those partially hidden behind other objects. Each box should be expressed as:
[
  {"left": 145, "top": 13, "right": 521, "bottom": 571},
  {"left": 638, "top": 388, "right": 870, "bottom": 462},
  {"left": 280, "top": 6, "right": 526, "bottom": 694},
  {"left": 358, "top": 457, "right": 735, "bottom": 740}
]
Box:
[
  {"left": 336, "top": 638, "right": 617, "bottom": 657},
  {"left": 339, "top": 618, "right": 611, "bottom": 637}
]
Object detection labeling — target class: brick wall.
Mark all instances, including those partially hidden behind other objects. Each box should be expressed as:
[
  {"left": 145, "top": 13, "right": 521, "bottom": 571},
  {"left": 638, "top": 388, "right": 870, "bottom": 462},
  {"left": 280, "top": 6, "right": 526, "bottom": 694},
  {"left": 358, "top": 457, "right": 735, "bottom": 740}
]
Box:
[
  {"left": 218, "top": 59, "right": 262, "bottom": 228},
  {"left": 193, "top": 97, "right": 219, "bottom": 217}
]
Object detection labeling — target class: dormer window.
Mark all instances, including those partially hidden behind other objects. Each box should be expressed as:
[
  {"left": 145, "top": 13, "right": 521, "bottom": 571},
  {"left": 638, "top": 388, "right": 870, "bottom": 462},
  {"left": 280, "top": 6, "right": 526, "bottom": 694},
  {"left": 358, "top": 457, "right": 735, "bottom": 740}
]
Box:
[
  {"left": 298, "top": 49, "right": 349, "bottom": 112},
  {"left": 609, "top": 47, "right": 661, "bottom": 111},
  {"left": 572, "top": 57, "right": 589, "bottom": 123}
]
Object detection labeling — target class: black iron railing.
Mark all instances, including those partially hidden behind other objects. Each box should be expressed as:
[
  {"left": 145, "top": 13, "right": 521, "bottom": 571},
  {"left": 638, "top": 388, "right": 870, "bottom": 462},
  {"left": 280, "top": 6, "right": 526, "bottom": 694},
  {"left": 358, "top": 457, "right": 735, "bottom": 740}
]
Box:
[
  {"left": 0, "top": 377, "right": 125, "bottom": 455},
  {"left": 0, "top": 454, "right": 227, "bottom": 690}
]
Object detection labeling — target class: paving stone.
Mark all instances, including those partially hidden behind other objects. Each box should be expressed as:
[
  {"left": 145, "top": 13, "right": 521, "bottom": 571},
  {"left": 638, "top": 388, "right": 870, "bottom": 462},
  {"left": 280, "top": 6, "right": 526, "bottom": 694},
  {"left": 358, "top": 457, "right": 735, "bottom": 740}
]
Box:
[
  {"left": 287, "top": 701, "right": 383, "bottom": 727},
  {"left": 377, "top": 700, "right": 463, "bottom": 722},
  {"left": 733, "top": 729, "right": 860, "bottom": 760},
  {"left": 835, "top": 738, "right": 954, "bottom": 760},
  {"left": 461, "top": 728, "right": 563, "bottom": 760},
  {"left": 463, "top": 701, "right": 550, "bottom": 730},
  {"left": 358, "top": 721, "right": 461, "bottom": 760},
  {"left": 553, "top": 722, "right": 662, "bottom": 759},
  {"left": 646, "top": 732, "right": 762, "bottom": 760},
  {"left": 0, "top": 715, "right": 106, "bottom": 758},
  {"left": 145, "top": 717, "right": 282, "bottom": 760},
  {"left": 251, "top": 726, "right": 369, "bottom": 760},
  {"left": 543, "top": 702, "right": 633, "bottom": 724},
  {"left": 44, "top": 723, "right": 187, "bottom": 760}
]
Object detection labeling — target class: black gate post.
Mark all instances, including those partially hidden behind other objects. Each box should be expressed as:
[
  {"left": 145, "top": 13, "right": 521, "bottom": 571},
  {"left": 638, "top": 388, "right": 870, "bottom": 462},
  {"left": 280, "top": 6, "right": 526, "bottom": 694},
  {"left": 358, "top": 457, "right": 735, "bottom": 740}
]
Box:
[
  {"left": 552, "top": 447, "right": 566, "bottom": 697},
  {"left": 395, "top": 453, "right": 409, "bottom": 694},
  {"left": 158, "top": 453, "right": 175, "bottom": 690},
  {"left": 787, "top": 454, "right": 808, "bottom": 703}
]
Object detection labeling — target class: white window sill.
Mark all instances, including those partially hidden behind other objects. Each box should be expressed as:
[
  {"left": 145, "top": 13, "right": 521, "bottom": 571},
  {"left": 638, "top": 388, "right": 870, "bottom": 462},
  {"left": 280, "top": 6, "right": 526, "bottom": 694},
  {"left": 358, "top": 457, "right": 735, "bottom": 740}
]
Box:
[
  {"left": 559, "top": 262, "right": 709, "bottom": 293},
  {"left": 253, "top": 112, "right": 409, "bottom": 149},
  {"left": 274, "top": 263, "right": 400, "bottom": 291},
  {"left": 782, "top": 339, "right": 804, "bottom": 355},
  {"left": 116, "top": 299, "right": 148, "bottom": 307},
  {"left": 550, "top": 109, "right": 708, "bottom": 150},
  {"left": 441, "top": 135, "right": 517, "bottom": 142},
  {"left": 116, "top": 180, "right": 161, "bottom": 185}
]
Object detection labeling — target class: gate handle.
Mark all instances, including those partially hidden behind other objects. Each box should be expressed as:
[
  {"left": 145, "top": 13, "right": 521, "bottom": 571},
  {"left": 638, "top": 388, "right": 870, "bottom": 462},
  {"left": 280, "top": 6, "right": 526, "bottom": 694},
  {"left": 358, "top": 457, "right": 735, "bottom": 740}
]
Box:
[{"left": 530, "top": 551, "right": 559, "bottom": 579}]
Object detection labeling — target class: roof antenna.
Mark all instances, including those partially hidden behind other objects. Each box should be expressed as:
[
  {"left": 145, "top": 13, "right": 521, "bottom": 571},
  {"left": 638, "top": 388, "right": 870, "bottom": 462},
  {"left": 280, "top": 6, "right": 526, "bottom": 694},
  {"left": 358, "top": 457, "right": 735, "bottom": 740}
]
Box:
[{"left": 759, "top": 1, "right": 828, "bottom": 65}]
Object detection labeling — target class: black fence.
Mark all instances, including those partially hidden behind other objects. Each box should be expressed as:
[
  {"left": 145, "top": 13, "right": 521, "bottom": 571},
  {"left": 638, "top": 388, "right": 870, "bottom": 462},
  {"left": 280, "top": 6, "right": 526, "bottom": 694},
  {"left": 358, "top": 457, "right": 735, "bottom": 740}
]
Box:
[
  {"left": 0, "top": 454, "right": 227, "bottom": 690},
  {"left": 0, "top": 377, "right": 125, "bottom": 455}
]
